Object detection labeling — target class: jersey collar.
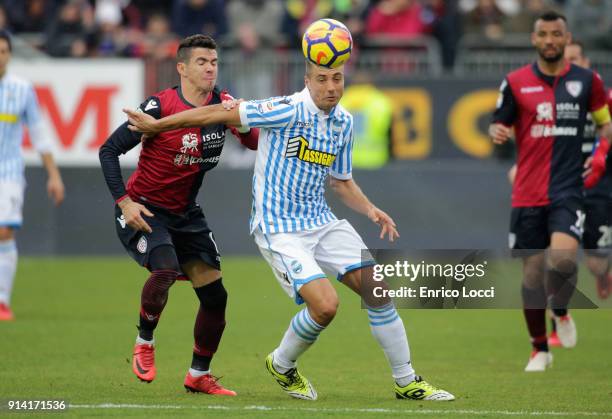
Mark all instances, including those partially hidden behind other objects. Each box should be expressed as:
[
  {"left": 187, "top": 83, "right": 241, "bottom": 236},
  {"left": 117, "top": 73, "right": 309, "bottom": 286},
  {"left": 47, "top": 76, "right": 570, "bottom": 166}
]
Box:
[
  {"left": 301, "top": 87, "right": 338, "bottom": 119},
  {"left": 531, "top": 60, "right": 571, "bottom": 85},
  {"left": 177, "top": 85, "right": 214, "bottom": 108}
]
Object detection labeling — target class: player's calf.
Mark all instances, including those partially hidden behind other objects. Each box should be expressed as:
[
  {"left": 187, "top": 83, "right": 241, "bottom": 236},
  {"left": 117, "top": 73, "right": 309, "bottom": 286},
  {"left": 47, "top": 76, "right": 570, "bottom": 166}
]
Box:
[
  {"left": 189, "top": 278, "right": 227, "bottom": 378},
  {"left": 132, "top": 268, "right": 178, "bottom": 383}
]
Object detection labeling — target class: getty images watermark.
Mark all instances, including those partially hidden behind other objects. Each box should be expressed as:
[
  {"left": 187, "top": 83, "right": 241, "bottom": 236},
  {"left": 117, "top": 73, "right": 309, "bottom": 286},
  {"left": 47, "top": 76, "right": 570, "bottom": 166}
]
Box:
[
  {"left": 372, "top": 259, "right": 492, "bottom": 299},
  {"left": 359, "top": 250, "right": 608, "bottom": 309}
]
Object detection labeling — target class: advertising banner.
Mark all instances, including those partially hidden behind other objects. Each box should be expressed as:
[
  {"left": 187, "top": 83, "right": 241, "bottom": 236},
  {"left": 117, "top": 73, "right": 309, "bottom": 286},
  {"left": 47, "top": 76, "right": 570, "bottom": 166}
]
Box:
[{"left": 10, "top": 59, "right": 144, "bottom": 166}]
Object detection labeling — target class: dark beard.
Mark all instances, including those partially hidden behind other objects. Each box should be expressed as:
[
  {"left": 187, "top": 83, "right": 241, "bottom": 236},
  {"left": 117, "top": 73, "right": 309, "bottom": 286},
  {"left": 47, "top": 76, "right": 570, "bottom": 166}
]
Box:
[{"left": 537, "top": 48, "right": 564, "bottom": 63}]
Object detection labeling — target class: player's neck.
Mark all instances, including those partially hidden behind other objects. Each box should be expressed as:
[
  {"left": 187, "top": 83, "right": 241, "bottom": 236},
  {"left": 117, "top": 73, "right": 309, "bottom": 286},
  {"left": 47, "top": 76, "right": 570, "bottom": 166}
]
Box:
[
  {"left": 181, "top": 83, "right": 212, "bottom": 107},
  {"left": 536, "top": 58, "right": 566, "bottom": 77},
  {"left": 0, "top": 68, "right": 6, "bottom": 79}
]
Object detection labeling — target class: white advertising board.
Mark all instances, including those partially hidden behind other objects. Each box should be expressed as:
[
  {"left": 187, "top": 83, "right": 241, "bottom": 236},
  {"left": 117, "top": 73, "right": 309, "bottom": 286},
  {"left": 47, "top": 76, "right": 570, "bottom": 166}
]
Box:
[{"left": 10, "top": 59, "right": 144, "bottom": 166}]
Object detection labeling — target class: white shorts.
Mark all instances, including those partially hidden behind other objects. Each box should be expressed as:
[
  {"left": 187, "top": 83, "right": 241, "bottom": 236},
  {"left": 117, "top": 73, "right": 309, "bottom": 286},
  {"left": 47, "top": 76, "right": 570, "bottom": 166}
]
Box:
[
  {"left": 253, "top": 219, "right": 375, "bottom": 304},
  {"left": 0, "top": 180, "right": 25, "bottom": 228}
]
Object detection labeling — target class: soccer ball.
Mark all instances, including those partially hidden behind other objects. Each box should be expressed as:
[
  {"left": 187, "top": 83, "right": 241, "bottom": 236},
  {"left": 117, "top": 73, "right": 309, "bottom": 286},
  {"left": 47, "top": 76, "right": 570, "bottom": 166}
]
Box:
[{"left": 302, "top": 19, "right": 352, "bottom": 69}]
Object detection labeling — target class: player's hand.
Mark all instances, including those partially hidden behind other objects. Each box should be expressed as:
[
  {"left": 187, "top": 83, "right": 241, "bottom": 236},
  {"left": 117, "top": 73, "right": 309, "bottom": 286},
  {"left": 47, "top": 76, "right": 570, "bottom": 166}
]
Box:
[
  {"left": 367, "top": 206, "right": 399, "bottom": 242},
  {"left": 583, "top": 138, "right": 609, "bottom": 188},
  {"left": 119, "top": 198, "right": 154, "bottom": 233},
  {"left": 123, "top": 108, "right": 159, "bottom": 135},
  {"left": 583, "top": 156, "right": 607, "bottom": 188},
  {"left": 221, "top": 98, "right": 243, "bottom": 110},
  {"left": 47, "top": 174, "right": 64, "bottom": 206},
  {"left": 489, "top": 123, "right": 512, "bottom": 144}
]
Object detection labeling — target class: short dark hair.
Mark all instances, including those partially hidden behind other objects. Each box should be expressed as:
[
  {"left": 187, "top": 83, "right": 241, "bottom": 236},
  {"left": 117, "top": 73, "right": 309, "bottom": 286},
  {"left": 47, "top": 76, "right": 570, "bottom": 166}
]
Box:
[
  {"left": 176, "top": 34, "right": 217, "bottom": 63},
  {"left": 0, "top": 30, "right": 12, "bottom": 52},
  {"left": 537, "top": 10, "right": 567, "bottom": 24}
]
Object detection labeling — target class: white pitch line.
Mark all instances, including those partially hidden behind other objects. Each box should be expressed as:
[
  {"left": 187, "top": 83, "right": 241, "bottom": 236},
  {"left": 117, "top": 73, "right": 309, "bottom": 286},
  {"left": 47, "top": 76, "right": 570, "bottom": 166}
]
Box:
[{"left": 69, "top": 404, "right": 612, "bottom": 417}]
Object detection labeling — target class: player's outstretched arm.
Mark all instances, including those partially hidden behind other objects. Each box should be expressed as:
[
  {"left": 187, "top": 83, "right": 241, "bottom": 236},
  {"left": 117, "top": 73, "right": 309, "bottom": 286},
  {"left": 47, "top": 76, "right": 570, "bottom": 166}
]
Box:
[
  {"left": 329, "top": 177, "right": 399, "bottom": 242},
  {"left": 124, "top": 104, "right": 243, "bottom": 135}
]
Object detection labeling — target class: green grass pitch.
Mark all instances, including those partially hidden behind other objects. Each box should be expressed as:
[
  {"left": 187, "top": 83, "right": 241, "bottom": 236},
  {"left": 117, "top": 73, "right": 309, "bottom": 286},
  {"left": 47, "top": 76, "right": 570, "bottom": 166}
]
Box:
[{"left": 1, "top": 257, "right": 611, "bottom": 418}]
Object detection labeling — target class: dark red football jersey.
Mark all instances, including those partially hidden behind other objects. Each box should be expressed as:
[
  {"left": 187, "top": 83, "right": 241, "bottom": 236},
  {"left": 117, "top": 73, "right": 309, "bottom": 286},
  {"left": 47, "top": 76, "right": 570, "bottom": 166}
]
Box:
[
  {"left": 493, "top": 62, "right": 609, "bottom": 207},
  {"left": 126, "top": 87, "right": 229, "bottom": 213}
]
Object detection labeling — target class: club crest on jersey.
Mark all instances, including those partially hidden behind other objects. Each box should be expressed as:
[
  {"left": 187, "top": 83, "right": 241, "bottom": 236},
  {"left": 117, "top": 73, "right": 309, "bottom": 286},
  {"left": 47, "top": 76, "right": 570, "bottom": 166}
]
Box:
[
  {"left": 565, "top": 81, "right": 582, "bottom": 98},
  {"left": 137, "top": 236, "right": 147, "bottom": 254},
  {"left": 536, "top": 102, "right": 553, "bottom": 122},
  {"left": 180, "top": 133, "right": 199, "bottom": 153},
  {"left": 285, "top": 136, "right": 336, "bottom": 167}
]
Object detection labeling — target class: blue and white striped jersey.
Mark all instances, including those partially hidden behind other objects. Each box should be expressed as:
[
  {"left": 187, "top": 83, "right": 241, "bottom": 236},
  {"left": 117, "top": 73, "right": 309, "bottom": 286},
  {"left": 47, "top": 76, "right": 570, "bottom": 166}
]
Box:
[
  {"left": 0, "top": 73, "right": 50, "bottom": 181},
  {"left": 238, "top": 87, "right": 354, "bottom": 234}
]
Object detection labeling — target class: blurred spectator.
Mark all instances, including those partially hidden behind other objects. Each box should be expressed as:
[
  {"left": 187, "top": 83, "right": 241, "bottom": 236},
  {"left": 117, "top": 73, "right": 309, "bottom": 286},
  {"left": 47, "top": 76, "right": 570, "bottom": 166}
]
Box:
[
  {"left": 462, "top": 0, "right": 507, "bottom": 40},
  {"left": 365, "top": 0, "right": 430, "bottom": 39},
  {"left": 226, "top": 0, "right": 283, "bottom": 101},
  {"left": 281, "top": 0, "right": 371, "bottom": 48},
  {"left": 122, "top": 0, "right": 173, "bottom": 30},
  {"left": 130, "top": 13, "right": 179, "bottom": 60},
  {"left": 1, "top": 0, "right": 58, "bottom": 33},
  {"left": 330, "top": 0, "right": 371, "bottom": 45},
  {"left": 459, "top": 0, "right": 520, "bottom": 15},
  {"left": 423, "top": 0, "right": 462, "bottom": 70},
  {"left": 566, "top": 0, "right": 612, "bottom": 48},
  {"left": 94, "top": 0, "right": 128, "bottom": 56},
  {"left": 171, "top": 0, "right": 228, "bottom": 39},
  {"left": 0, "top": 5, "right": 8, "bottom": 31},
  {"left": 227, "top": 0, "right": 284, "bottom": 50},
  {"left": 45, "top": 0, "right": 95, "bottom": 57},
  {"left": 504, "top": 0, "right": 558, "bottom": 34}
]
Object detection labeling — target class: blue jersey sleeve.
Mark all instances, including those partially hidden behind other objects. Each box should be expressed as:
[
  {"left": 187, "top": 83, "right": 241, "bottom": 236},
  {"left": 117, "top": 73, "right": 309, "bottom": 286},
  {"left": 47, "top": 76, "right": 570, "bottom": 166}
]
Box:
[
  {"left": 330, "top": 115, "right": 353, "bottom": 179},
  {"left": 238, "top": 97, "right": 296, "bottom": 129},
  {"left": 22, "top": 84, "right": 42, "bottom": 127}
]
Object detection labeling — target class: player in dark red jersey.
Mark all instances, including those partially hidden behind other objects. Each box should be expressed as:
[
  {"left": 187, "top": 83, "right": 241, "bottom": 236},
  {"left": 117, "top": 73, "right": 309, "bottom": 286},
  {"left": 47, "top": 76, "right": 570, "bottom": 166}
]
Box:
[
  {"left": 490, "top": 11, "right": 612, "bottom": 372},
  {"left": 99, "top": 34, "right": 258, "bottom": 395},
  {"left": 506, "top": 40, "right": 612, "bottom": 347},
  {"left": 567, "top": 41, "right": 612, "bottom": 300}
]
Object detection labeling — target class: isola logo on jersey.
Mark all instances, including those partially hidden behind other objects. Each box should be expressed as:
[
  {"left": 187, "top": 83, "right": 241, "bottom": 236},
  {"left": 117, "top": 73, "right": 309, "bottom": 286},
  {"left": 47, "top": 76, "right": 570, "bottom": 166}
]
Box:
[{"left": 285, "top": 136, "right": 336, "bottom": 167}]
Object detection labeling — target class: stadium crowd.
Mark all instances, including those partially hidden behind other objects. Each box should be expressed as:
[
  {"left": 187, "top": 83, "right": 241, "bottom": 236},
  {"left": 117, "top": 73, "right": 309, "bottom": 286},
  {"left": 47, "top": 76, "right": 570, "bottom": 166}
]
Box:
[{"left": 0, "top": 0, "right": 610, "bottom": 69}]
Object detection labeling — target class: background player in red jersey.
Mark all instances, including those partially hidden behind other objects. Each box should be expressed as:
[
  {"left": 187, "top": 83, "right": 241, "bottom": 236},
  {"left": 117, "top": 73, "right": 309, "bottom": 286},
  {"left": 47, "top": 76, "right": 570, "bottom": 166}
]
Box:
[
  {"left": 506, "top": 40, "right": 612, "bottom": 347},
  {"left": 489, "top": 11, "right": 612, "bottom": 372},
  {"left": 99, "top": 34, "right": 258, "bottom": 395},
  {"left": 567, "top": 42, "right": 612, "bottom": 300}
]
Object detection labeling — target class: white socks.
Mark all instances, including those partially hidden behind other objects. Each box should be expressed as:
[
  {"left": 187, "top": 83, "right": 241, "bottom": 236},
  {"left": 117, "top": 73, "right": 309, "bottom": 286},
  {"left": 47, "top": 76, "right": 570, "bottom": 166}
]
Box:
[
  {"left": 188, "top": 368, "right": 210, "bottom": 377},
  {"left": 271, "top": 303, "right": 415, "bottom": 385},
  {"left": 135, "top": 336, "right": 154, "bottom": 345},
  {"left": 368, "top": 303, "right": 415, "bottom": 385},
  {"left": 0, "top": 239, "right": 17, "bottom": 305},
  {"left": 273, "top": 307, "right": 325, "bottom": 372}
]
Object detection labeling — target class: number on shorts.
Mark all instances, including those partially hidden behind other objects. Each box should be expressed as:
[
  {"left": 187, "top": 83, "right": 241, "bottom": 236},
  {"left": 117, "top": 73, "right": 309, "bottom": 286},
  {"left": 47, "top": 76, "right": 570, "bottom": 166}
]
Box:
[
  {"left": 597, "top": 225, "right": 612, "bottom": 248},
  {"left": 574, "top": 210, "right": 586, "bottom": 234}
]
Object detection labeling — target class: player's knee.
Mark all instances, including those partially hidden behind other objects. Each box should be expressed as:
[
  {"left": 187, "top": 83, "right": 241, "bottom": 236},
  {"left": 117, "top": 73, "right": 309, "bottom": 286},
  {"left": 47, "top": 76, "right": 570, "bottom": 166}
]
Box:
[
  {"left": 586, "top": 255, "right": 609, "bottom": 277},
  {"left": 142, "top": 270, "right": 177, "bottom": 308},
  {"left": 550, "top": 258, "right": 577, "bottom": 275},
  {"left": 0, "top": 227, "right": 14, "bottom": 241},
  {"left": 148, "top": 245, "right": 180, "bottom": 272},
  {"left": 522, "top": 267, "right": 545, "bottom": 289},
  {"left": 311, "top": 296, "right": 339, "bottom": 325},
  {"left": 195, "top": 278, "right": 227, "bottom": 311}
]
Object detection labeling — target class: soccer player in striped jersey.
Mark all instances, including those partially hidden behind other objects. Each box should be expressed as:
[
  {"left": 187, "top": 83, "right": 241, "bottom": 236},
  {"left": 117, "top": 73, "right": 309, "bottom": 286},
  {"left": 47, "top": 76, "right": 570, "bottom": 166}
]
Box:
[
  {"left": 125, "top": 60, "right": 455, "bottom": 401},
  {"left": 0, "top": 30, "right": 64, "bottom": 321}
]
